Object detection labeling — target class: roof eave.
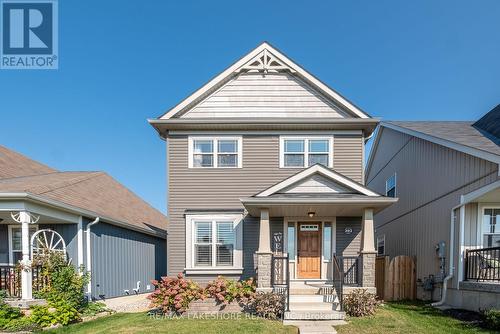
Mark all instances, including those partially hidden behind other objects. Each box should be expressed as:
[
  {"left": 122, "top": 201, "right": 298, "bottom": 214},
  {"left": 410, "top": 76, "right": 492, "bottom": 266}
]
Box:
[{"left": 148, "top": 118, "right": 379, "bottom": 138}]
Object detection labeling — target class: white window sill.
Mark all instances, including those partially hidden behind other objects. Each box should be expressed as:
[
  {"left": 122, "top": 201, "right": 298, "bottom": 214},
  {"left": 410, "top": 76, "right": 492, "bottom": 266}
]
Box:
[{"left": 184, "top": 267, "right": 244, "bottom": 275}]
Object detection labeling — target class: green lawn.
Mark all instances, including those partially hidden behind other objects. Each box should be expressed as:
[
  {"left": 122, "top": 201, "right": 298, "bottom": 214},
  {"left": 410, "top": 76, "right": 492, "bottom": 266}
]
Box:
[
  {"left": 43, "top": 302, "right": 496, "bottom": 334},
  {"left": 43, "top": 312, "right": 297, "bottom": 334},
  {"left": 337, "top": 302, "right": 495, "bottom": 334}
]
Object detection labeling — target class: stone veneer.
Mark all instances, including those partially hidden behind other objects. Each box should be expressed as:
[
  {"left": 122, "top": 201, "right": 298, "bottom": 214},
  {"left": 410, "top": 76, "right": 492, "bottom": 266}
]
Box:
[
  {"left": 360, "top": 252, "right": 376, "bottom": 288},
  {"left": 256, "top": 253, "right": 273, "bottom": 291}
]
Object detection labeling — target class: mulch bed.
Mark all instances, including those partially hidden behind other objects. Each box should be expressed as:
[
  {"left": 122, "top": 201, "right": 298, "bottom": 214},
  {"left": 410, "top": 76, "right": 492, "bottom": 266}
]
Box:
[{"left": 443, "top": 308, "right": 486, "bottom": 328}]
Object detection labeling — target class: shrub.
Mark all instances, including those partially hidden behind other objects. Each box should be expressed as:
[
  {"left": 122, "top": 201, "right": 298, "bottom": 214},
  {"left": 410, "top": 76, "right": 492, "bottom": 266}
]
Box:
[
  {"left": 81, "top": 302, "right": 110, "bottom": 317},
  {"left": 246, "top": 292, "right": 285, "bottom": 319},
  {"left": 484, "top": 309, "right": 500, "bottom": 330},
  {"left": 30, "top": 301, "right": 80, "bottom": 327},
  {"left": 34, "top": 252, "right": 89, "bottom": 311},
  {"left": 0, "top": 299, "right": 23, "bottom": 329},
  {"left": 0, "top": 290, "right": 7, "bottom": 299},
  {"left": 148, "top": 273, "right": 205, "bottom": 314},
  {"left": 2, "top": 316, "right": 40, "bottom": 332},
  {"left": 206, "top": 276, "right": 256, "bottom": 305},
  {"left": 343, "top": 289, "right": 380, "bottom": 317}
]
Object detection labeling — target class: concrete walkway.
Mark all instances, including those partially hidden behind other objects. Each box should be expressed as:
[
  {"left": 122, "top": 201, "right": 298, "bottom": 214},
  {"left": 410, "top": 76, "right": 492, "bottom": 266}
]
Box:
[
  {"left": 284, "top": 320, "right": 346, "bottom": 334},
  {"left": 102, "top": 293, "right": 151, "bottom": 313}
]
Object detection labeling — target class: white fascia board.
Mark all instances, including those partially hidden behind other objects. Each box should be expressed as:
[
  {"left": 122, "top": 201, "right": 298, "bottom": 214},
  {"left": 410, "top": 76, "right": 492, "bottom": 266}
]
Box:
[
  {"left": 241, "top": 197, "right": 398, "bottom": 205},
  {"left": 255, "top": 165, "right": 380, "bottom": 197},
  {"left": 461, "top": 180, "right": 500, "bottom": 205},
  {"left": 159, "top": 42, "right": 369, "bottom": 120},
  {"left": 381, "top": 122, "right": 500, "bottom": 166},
  {"left": 364, "top": 125, "right": 383, "bottom": 182},
  {"left": 0, "top": 192, "right": 166, "bottom": 238}
]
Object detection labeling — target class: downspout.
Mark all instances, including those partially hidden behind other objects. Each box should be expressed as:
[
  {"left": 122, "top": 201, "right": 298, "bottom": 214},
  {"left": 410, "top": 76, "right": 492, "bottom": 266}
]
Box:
[
  {"left": 86, "top": 217, "right": 100, "bottom": 299},
  {"left": 431, "top": 206, "right": 459, "bottom": 307}
]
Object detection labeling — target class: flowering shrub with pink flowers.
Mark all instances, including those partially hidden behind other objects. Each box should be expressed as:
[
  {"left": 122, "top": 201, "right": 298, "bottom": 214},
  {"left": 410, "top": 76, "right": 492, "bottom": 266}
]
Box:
[
  {"left": 205, "top": 276, "right": 256, "bottom": 305},
  {"left": 148, "top": 273, "right": 206, "bottom": 314}
]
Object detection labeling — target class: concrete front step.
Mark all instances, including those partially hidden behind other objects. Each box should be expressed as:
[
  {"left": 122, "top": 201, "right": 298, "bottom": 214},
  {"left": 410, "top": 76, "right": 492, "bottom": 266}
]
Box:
[
  {"left": 290, "top": 294, "right": 326, "bottom": 303},
  {"left": 284, "top": 310, "right": 345, "bottom": 321},
  {"left": 289, "top": 302, "right": 334, "bottom": 311}
]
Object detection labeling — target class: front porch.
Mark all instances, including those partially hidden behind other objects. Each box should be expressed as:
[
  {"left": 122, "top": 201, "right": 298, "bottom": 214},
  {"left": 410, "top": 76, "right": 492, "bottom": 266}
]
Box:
[{"left": 241, "top": 165, "right": 397, "bottom": 315}]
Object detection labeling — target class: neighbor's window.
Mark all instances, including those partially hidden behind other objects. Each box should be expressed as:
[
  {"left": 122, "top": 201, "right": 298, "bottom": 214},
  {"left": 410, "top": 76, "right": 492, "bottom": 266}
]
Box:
[
  {"left": 377, "top": 235, "right": 385, "bottom": 255},
  {"left": 190, "top": 137, "right": 242, "bottom": 168},
  {"left": 281, "top": 137, "right": 332, "bottom": 168},
  {"left": 194, "top": 220, "right": 235, "bottom": 267},
  {"left": 385, "top": 173, "right": 396, "bottom": 197},
  {"left": 483, "top": 209, "right": 500, "bottom": 247},
  {"left": 9, "top": 226, "right": 37, "bottom": 264},
  {"left": 323, "top": 222, "right": 332, "bottom": 261},
  {"left": 287, "top": 223, "right": 296, "bottom": 260}
]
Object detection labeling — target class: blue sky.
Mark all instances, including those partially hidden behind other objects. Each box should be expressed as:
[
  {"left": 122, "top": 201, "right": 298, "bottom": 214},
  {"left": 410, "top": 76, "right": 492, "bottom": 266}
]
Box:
[{"left": 1, "top": 0, "right": 499, "bottom": 213}]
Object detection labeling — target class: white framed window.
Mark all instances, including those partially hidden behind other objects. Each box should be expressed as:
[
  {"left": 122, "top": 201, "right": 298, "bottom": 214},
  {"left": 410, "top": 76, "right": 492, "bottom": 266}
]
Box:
[
  {"left": 377, "top": 235, "right": 385, "bottom": 255},
  {"left": 185, "top": 214, "right": 243, "bottom": 274},
  {"left": 188, "top": 136, "right": 242, "bottom": 168},
  {"left": 482, "top": 208, "right": 500, "bottom": 248},
  {"left": 279, "top": 136, "right": 333, "bottom": 168},
  {"left": 8, "top": 225, "right": 38, "bottom": 265},
  {"left": 385, "top": 173, "right": 396, "bottom": 197}
]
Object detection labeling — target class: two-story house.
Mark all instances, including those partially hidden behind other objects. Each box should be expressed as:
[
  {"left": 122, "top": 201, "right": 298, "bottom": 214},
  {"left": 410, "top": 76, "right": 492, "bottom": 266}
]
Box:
[
  {"left": 366, "top": 106, "right": 500, "bottom": 311},
  {"left": 150, "top": 42, "right": 396, "bottom": 318}
]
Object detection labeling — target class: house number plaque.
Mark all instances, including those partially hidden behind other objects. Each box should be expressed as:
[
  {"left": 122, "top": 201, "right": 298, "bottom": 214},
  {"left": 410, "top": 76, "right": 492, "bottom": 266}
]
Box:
[{"left": 345, "top": 227, "right": 353, "bottom": 234}]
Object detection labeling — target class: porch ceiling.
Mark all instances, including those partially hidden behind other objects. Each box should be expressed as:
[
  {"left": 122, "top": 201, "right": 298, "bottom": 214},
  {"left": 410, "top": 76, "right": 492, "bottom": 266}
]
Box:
[{"left": 240, "top": 196, "right": 397, "bottom": 217}]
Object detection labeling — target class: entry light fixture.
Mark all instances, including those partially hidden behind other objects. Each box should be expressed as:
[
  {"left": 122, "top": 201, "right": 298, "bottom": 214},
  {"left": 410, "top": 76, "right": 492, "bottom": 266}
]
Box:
[{"left": 308, "top": 211, "right": 315, "bottom": 218}]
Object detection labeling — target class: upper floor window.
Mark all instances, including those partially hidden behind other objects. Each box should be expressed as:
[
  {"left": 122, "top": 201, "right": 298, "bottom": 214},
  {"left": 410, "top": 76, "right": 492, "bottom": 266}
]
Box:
[
  {"left": 280, "top": 136, "right": 333, "bottom": 168},
  {"left": 385, "top": 173, "right": 396, "bottom": 197},
  {"left": 188, "top": 136, "right": 242, "bottom": 168}
]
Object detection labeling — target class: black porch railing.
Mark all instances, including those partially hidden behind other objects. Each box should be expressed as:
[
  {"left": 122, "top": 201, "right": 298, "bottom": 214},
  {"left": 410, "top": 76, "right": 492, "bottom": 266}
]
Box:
[
  {"left": 331, "top": 254, "right": 344, "bottom": 311},
  {"left": 0, "top": 265, "right": 47, "bottom": 298},
  {"left": 271, "top": 254, "right": 290, "bottom": 312},
  {"left": 465, "top": 247, "right": 500, "bottom": 282},
  {"left": 339, "top": 256, "right": 360, "bottom": 286}
]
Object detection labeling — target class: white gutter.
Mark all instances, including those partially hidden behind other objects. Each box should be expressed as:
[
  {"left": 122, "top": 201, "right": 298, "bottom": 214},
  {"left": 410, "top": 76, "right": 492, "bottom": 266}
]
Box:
[
  {"left": 431, "top": 205, "right": 459, "bottom": 307},
  {"left": 86, "top": 217, "right": 100, "bottom": 298}
]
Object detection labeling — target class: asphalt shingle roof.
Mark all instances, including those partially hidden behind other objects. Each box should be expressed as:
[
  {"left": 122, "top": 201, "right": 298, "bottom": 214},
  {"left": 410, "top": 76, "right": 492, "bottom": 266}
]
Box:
[
  {"left": 0, "top": 145, "right": 167, "bottom": 234},
  {"left": 385, "top": 121, "right": 500, "bottom": 157}
]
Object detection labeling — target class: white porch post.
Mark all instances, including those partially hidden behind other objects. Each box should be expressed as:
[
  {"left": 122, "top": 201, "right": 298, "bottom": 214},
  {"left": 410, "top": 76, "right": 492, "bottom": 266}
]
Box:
[
  {"left": 256, "top": 208, "right": 272, "bottom": 291},
  {"left": 19, "top": 211, "right": 33, "bottom": 300},
  {"left": 360, "top": 208, "right": 376, "bottom": 288}
]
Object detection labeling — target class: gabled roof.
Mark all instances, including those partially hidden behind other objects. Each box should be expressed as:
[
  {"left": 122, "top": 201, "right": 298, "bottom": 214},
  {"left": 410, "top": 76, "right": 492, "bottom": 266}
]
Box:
[
  {"left": 0, "top": 146, "right": 167, "bottom": 237},
  {"left": 365, "top": 114, "right": 500, "bottom": 180},
  {"left": 157, "top": 42, "right": 370, "bottom": 120},
  {"left": 255, "top": 164, "right": 380, "bottom": 197},
  {"left": 473, "top": 104, "right": 500, "bottom": 141}
]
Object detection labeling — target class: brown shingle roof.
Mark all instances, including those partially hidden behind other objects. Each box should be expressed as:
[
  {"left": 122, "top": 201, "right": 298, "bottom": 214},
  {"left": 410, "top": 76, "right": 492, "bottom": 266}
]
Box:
[
  {"left": 0, "top": 146, "right": 167, "bottom": 235},
  {"left": 385, "top": 121, "right": 500, "bottom": 157},
  {"left": 0, "top": 145, "right": 56, "bottom": 178}
]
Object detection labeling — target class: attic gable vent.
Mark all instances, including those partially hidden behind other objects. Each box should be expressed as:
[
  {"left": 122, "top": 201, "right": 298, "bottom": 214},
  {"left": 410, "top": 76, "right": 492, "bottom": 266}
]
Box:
[{"left": 237, "top": 48, "right": 294, "bottom": 74}]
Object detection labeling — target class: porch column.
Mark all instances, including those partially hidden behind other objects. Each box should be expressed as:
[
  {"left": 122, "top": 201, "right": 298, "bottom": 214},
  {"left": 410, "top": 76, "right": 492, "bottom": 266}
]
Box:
[
  {"left": 256, "top": 208, "right": 272, "bottom": 292},
  {"left": 360, "top": 208, "right": 376, "bottom": 288},
  {"left": 19, "top": 211, "right": 33, "bottom": 300}
]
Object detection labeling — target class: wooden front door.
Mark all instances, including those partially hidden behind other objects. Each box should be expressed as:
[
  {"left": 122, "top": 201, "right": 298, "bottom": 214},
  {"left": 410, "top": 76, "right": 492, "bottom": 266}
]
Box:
[{"left": 297, "top": 223, "right": 321, "bottom": 279}]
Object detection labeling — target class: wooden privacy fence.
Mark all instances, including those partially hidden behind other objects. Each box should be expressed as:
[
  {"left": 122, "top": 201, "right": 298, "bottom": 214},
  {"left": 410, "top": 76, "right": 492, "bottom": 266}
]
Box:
[{"left": 375, "top": 255, "right": 416, "bottom": 301}]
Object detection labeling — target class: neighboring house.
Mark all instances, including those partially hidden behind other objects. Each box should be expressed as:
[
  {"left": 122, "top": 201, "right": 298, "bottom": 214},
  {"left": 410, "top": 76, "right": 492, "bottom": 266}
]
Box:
[
  {"left": 149, "top": 42, "right": 396, "bottom": 318},
  {"left": 366, "top": 106, "right": 500, "bottom": 311},
  {"left": 0, "top": 145, "right": 167, "bottom": 302}
]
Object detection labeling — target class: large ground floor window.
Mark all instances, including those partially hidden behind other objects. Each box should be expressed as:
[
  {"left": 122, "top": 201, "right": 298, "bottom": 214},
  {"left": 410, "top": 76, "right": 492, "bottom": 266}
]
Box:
[
  {"left": 185, "top": 214, "right": 243, "bottom": 273},
  {"left": 483, "top": 208, "right": 500, "bottom": 248},
  {"left": 8, "top": 225, "right": 38, "bottom": 264}
]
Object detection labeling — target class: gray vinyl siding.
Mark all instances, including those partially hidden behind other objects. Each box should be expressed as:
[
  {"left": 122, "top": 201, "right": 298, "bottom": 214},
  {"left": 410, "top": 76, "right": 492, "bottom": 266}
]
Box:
[
  {"left": 0, "top": 225, "right": 8, "bottom": 264},
  {"left": 167, "top": 134, "right": 364, "bottom": 278},
  {"left": 182, "top": 73, "right": 350, "bottom": 119},
  {"left": 336, "top": 217, "right": 362, "bottom": 257},
  {"left": 39, "top": 224, "right": 78, "bottom": 266},
  {"left": 334, "top": 135, "right": 364, "bottom": 184},
  {"left": 89, "top": 220, "right": 167, "bottom": 300},
  {"left": 366, "top": 127, "right": 500, "bottom": 286}
]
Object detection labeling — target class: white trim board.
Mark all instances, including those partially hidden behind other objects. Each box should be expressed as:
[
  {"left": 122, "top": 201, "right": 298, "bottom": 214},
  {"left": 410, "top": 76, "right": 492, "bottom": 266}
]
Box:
[
  {"left": 461, "top": 180, "right": 500, "bottom": 205},
  {"left": 256, "top": 164, "right": 380, "bottom": 197},
  {"left": 159, "top": 42, "right": 370, "bottom": 120}
]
